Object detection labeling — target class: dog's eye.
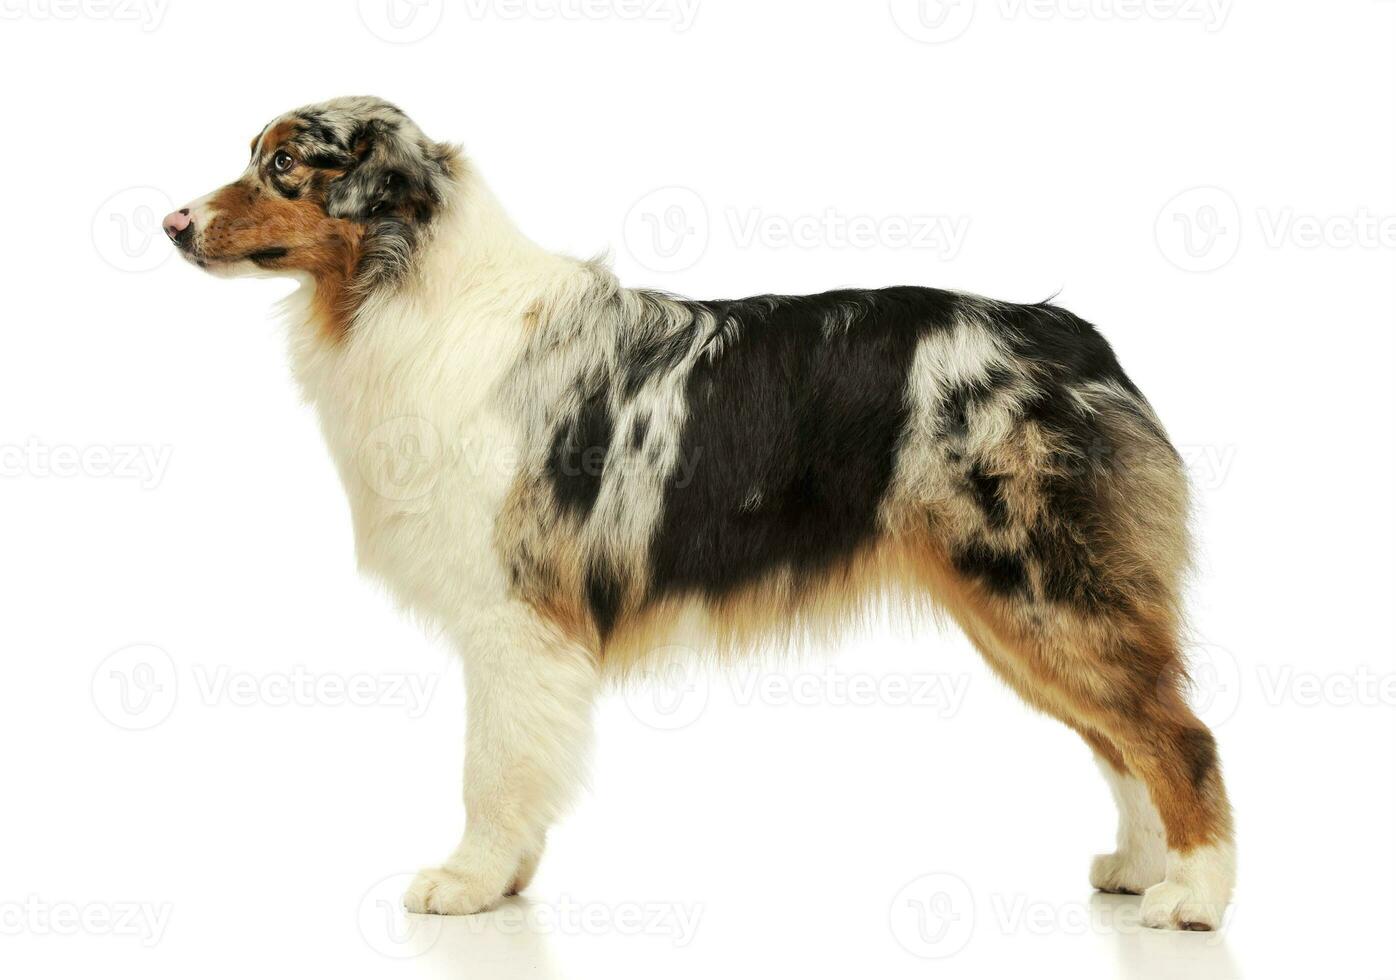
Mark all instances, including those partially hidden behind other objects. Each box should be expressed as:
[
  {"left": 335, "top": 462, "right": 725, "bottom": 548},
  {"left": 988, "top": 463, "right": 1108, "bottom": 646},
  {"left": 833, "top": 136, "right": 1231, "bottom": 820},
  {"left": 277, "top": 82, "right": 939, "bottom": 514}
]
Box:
[{"left": 272, "top": 150, "right": 295, "bottom": 173}]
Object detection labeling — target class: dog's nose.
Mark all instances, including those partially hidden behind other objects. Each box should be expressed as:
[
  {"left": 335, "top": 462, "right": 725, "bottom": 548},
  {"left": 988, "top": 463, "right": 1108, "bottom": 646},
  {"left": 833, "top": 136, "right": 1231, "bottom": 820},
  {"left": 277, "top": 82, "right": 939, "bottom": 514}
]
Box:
[{"left": 163, "top": 208, "right": 193, "bottom": 245}]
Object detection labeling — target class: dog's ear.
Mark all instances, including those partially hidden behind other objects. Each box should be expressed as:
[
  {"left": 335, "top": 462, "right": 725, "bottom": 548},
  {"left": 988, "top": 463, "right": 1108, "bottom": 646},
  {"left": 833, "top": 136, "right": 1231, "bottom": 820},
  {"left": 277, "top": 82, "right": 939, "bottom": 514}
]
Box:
[
  {"left": 322, "top": 120, "right": 399, "bottom": 219},
  {"left": 325, "top": 120, "right": 445, "bottom": 224}
]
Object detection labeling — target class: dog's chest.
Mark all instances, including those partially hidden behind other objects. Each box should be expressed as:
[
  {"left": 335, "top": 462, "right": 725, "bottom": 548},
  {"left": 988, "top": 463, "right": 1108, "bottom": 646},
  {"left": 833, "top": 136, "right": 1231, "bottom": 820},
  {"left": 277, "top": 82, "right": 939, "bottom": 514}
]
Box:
[{"left": 306, "top": 330, "right": 526, "bottom": 628}]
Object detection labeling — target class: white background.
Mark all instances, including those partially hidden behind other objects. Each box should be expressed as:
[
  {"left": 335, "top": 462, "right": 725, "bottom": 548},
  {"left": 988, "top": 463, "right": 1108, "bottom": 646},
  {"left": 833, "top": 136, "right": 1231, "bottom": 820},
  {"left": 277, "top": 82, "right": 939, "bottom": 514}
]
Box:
[{"left": 2, "top": 1, "right": 1393, "bottom": 977}]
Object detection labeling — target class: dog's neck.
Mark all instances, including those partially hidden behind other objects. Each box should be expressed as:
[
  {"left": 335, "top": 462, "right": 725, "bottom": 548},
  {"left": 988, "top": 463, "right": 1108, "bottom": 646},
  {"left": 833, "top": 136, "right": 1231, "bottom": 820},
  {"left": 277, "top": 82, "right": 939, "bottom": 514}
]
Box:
[
  {"left": 417, "top": 153, "right": 560, "bottom": 286},
  {"left": 284, "top": 157, "right": 587, "bottom": 405}
]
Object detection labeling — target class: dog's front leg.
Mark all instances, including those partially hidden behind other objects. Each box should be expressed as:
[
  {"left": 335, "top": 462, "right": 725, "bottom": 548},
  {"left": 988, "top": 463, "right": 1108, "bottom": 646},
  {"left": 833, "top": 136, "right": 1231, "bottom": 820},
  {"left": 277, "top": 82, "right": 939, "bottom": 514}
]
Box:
[{"left": 404, "top": 605, "right": 598, "bottom": 915}]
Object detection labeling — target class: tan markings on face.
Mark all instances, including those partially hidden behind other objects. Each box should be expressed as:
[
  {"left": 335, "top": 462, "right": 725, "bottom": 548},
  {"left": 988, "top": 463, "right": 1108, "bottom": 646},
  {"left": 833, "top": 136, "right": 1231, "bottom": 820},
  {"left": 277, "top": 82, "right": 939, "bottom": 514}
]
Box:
[
  {"left": 201, "top": 179, "right": 365, "bottom": 340},
  {"left": 256, "top": 120, "right": 298, "bottom": 162}
]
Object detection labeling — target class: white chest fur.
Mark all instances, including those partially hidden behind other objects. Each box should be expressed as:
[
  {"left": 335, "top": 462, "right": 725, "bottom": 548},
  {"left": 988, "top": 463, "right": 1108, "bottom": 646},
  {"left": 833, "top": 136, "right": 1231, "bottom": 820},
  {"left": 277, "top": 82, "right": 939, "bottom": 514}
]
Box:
[
  {"left": 279, "top": 183, "right": 576, "bottom": 634},
  {"left": 299, "top": 295, "right": 523, "bottom": 630}
]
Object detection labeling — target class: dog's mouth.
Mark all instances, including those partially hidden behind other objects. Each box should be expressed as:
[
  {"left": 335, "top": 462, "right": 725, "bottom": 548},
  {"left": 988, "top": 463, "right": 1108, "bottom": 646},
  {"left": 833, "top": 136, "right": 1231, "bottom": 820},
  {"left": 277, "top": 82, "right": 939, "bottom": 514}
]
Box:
[
  {"left": 178, "top": 244, "right": 291, "bottom": 271},
  {"left": 245, "top": 247, "right": 290, "bottom": 266}
]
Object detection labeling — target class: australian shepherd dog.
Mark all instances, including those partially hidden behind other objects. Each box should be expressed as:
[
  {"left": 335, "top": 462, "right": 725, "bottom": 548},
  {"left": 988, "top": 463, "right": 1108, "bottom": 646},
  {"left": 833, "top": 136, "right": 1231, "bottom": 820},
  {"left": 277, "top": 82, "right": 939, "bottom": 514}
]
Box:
[{"left": 164, "top": 96, "right": 1234, "bottom": 930}]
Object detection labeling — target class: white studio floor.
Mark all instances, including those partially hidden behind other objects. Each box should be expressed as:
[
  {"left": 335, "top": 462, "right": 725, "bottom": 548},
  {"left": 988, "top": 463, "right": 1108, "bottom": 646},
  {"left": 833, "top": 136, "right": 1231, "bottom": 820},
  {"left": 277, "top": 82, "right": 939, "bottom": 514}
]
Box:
[{"left": 4, "top": 626, "right": 1392, "bottom": 979}]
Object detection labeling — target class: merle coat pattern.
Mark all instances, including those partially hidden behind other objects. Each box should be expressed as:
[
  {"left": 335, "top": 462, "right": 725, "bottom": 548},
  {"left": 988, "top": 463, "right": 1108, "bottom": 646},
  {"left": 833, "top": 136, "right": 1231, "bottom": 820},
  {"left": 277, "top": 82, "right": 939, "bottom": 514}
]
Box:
[{"left": 164, "top": 96, "right": 1235, "bottom": 931}]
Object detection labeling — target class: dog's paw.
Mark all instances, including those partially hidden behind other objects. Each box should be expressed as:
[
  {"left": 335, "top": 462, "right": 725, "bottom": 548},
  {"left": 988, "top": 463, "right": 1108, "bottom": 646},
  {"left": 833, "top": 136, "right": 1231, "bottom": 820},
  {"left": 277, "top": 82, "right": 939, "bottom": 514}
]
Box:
[
  {"left": 1090, "top": 850, "right": 1165, "bottom": 895},
  {"left": 403, "top": 865, "right": 506, "bottom": 916},
  {"left": 1138, "top": 842, "right": 1235, "bottom": 931},
  {"left": 1139, "top": 879, "right": 1224, "bottom": 931}
]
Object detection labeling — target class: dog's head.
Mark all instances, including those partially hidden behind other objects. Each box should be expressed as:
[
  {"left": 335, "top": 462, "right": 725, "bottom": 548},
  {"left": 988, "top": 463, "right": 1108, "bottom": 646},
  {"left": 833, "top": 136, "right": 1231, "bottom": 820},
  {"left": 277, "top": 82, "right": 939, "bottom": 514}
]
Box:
[{"left": 164, "top": 96, "right": 456, "bottom": 333}]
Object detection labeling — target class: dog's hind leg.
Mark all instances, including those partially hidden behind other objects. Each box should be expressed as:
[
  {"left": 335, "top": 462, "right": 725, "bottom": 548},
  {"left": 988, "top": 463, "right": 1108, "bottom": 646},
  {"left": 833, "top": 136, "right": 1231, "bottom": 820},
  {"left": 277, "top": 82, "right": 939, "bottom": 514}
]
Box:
[
  {"left": 404, "top": 603, "right": 598, "bottom": 915},
  {"left": 921, "top": 533, "right": 1235, "bottom": 930},
  {"left": 940, "top": 576, "right": 1234, "bottom": 928},
  {"left": 1048, "top": 720, "right": 1167, "bottom": 895},
  {"left": 1088, "top": 747, "right": 1167, "bottom": 896},
  {"left": 1102, "top": 689, "right": 1235, "bottom": 931},
  {"left": 900, "top": 391, "right": 1234, "bottom": 927}
]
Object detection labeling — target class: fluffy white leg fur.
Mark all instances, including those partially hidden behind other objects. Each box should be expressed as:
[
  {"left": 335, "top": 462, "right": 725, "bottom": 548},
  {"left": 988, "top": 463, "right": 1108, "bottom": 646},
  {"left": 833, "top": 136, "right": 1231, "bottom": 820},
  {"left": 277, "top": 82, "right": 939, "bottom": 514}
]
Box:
[
  {"left": 507, "top": 829, "right": 547, "bottom": 896},
  {"left": 1140, "top": 841, "right": 1236, "bottom": 931},
  {"left": 404, "top": 605, "right": 598, "bottom": 915},
  {"left": 1089, "top": 757, "right": 1167, "bottom": 895}
]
